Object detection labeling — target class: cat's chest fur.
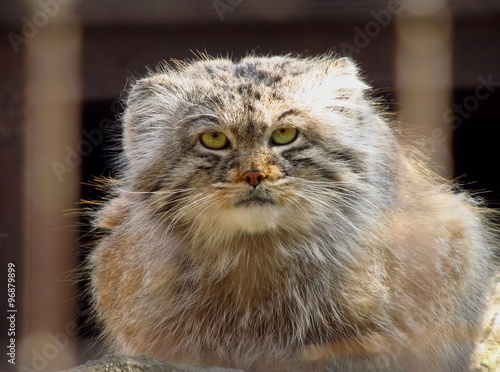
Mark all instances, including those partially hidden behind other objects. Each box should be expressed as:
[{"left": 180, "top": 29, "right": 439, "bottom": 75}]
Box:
[{"left": 130, "top": 228, "right": 375, "bottom": 366}]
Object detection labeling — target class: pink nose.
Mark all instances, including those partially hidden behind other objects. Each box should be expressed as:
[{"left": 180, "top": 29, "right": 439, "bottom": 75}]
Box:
[{"left": 242, "top": 170, "right": 267, "bottom": 187}]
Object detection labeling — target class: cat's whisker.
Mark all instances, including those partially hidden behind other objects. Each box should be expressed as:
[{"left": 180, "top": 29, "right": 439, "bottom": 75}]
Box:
[
  {"left": 144, "top": 193, "right": 197, "bottom": 227},
  {"left": 183, "top": 198, "right": 226, "bottom": 240},
  {"left": 287, "top": 180, "right": 384, "bottom": 211},
  {"left": 290, "top": 189, "right": 367, "bottom": 239},
  {"left": 115, "top": 185, "right": 204, "bottom": 196},
  {"left": 156, "top": 193, "right": 216, "bottom": 236},
  {"left": 138, "top": 191, "right": 206, "bottom": 239}
]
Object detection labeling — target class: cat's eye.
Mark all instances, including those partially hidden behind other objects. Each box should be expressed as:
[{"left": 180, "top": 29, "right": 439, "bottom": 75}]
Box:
[
  {"left": 200, "top": 132, "right": 229, "bottom": 150},
  {"left": 271, "top": 128, "right": 298, "bottom": 146}
]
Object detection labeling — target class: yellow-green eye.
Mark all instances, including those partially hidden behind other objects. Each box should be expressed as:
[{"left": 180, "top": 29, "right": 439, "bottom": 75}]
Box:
[
  {"left": 200, "top": 132, "right": 229, "bottom": 149},
  {"left": 271, "top": 127, "right": 298, "bottom": 146}
]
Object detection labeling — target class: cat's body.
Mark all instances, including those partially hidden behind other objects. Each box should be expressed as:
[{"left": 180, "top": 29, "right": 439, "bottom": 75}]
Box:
[{"left": 88, "top": 55, "right": 496, "bottom": 371}]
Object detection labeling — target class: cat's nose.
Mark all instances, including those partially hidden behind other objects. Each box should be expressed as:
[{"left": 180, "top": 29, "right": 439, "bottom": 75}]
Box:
[{"left": 242, "top": 170, "right": 267, "bottom": 187}]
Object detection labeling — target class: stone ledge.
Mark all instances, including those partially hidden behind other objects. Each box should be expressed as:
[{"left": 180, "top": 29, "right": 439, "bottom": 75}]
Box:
[{"left": 65, "top": 355, "right": 243, "bottom": 372}]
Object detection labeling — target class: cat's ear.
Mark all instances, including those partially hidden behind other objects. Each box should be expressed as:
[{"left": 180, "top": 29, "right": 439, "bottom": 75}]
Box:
[
  {"left": 121, "top": 75, "right": 178, "bottom": 161},
  {"left": 323, "top": 57, "right": 359, "bottom": 76},
  {"left": 320, "top": 56, "right": 369, "bottom": 100}
]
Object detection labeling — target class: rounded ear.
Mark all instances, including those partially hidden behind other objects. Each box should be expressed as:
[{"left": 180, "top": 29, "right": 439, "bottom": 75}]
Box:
[
  {"left": 121, "top": 78, "right": 155, "bottom": 159},
  {"left": 323, "top": 57, "right": 360, "bottom": 76},
  {"left": 317, "top": 56, "right": 369, "bottom": 104},
  {"left": 121, "top": 75, "right": 179, "bottom": 162}
]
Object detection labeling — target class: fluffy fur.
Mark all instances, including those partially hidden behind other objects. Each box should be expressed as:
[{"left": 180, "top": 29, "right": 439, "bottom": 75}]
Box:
[{"left": 88, "top": 55, "right": 496, "bottom": 371}]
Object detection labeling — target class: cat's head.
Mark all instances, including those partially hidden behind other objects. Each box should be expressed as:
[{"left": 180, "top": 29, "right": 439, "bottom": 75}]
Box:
[{"left": 119, "top": 55, "right": 398, "bottom": 239}]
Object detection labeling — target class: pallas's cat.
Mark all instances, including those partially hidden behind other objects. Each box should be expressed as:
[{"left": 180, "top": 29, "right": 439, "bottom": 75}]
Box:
[{"left": 88, "top": 55, "right": 496, "bottom": 371}]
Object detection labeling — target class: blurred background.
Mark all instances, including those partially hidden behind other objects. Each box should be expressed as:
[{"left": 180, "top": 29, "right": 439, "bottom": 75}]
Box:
[{"left": 1, "top": 0, "right": 499, "bottom": 370}]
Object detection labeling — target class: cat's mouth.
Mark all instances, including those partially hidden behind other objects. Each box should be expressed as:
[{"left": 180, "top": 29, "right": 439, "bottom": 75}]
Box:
[
  {"left": 234, "top": 190, "right": 277, "bottom": 207},
  {"left": 215, "top": 187, "right": 285, "bottom": 233}
]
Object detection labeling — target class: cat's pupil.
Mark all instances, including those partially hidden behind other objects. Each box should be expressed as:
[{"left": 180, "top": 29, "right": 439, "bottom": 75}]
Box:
[{"left": 212, "top": 133, "right": 219, "bottom": 139}]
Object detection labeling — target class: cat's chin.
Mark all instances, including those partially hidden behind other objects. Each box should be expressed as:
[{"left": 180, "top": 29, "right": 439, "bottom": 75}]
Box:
[{"left": 217, "top": 205, "right": 285, "bottom": 234}]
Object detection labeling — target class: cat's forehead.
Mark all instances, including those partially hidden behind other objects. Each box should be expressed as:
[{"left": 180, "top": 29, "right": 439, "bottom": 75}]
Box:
[
  {"left": 179, "top": 57, "right": 313, "bottom": 103},
  {"left": 180, "top": 58, "right": 312, "bottom": 130},
  {"left": 185, "top": 94, "right": 303, "bottom": 141},
  {"left": 189, "top": 56, "right": 309, "bottom": 83},
  {"left": 140, "top": 56, "right": 365, "bottom": 137},
  {"left": 192, "top": 62, "right": 286, "bottom": 96}
]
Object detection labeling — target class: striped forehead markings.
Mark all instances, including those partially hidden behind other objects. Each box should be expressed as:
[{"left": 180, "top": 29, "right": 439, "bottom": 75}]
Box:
[{"left": 276, "top": 109, "right": 301, "bottom": 122}]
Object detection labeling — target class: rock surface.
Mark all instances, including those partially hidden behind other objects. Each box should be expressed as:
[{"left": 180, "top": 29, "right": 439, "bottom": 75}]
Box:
[{"left": 65, "top": 355, "right": 243, "bottom": 372}]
